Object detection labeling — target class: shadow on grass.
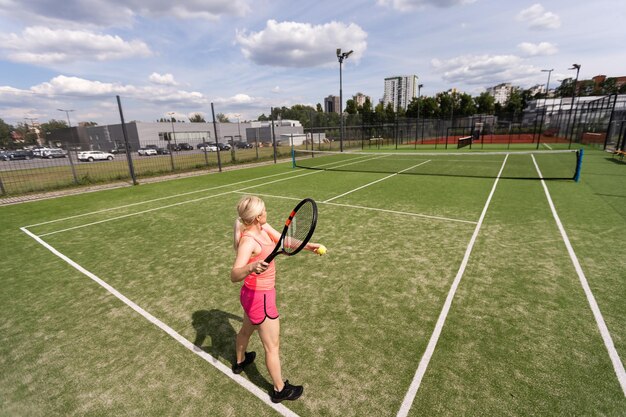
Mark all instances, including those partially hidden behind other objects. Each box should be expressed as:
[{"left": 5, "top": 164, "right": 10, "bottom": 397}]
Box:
[
  {"left": 606, "top": 156, "right": 626, "bottom": 165},
  {"left": 191, "top": 309, "right": 272, "bottom": 392}
]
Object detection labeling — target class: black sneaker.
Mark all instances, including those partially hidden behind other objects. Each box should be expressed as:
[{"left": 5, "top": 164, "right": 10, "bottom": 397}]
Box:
[
  {"left": 270, "top": 380, "right": 303, "bottom": 403},
  {"left": 232, "top": 351, "right": 256, "bottom": 374}
]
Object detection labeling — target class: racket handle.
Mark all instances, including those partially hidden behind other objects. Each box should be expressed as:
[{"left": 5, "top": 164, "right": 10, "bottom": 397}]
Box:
[{"left": 254, "top": 254, "right": 276, "bottom": 275}]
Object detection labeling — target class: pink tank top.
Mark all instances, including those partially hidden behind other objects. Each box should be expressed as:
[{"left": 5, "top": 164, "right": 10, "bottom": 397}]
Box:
[{"left": 242, "top": 231, "right": 276, "bottom": 291}]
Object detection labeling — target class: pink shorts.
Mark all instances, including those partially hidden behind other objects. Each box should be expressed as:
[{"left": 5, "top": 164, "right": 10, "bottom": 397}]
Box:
[{"left": 240, "top": 285, "right": 279, "bottom": 325}]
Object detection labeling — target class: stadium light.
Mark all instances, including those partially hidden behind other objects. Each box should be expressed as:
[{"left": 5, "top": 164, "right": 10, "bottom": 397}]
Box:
[
  {"left": 337, "top": 49, "right": 354, "bottom": 152},
  {"left": 57, "top": 108, "right": 74, "bottom": 128},
  {"left": 415, "top": 84, "right": 424, "bottom": 147},
  {"left": 167, "top": 111, "right": 178, "bottom": 148},
  {"left": 566, "top": 64, "right": 581, "bottom": 145},
  {"left": 537, "top": 69, "right": 553, "bottom": 149}
]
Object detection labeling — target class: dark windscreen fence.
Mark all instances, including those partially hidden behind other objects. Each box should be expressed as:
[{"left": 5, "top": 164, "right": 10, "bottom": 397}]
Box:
[{"left": 292, "top": 149, "right": 582, "bottom": 181}]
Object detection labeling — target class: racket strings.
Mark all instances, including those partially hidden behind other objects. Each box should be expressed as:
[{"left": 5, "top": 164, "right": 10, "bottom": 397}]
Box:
[{"left": 283, "top": 203, "right": 314, "bottom": 253}]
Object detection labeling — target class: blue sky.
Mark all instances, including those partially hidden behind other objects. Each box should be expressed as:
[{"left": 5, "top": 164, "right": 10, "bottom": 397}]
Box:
[{"left": 0, "top": 0, "right": 624, "bottom": 126}]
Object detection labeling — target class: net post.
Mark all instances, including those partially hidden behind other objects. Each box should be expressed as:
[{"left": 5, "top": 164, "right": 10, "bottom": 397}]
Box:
[
  {"left": 574, "top": 148, "right": 584, "bottom": 182},
  {"left": 291, "top": 148, "right": 296, "bottom": 169}
]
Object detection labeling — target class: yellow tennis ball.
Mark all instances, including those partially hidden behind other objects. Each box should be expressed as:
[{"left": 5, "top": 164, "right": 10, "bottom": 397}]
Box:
[{"left": 316, "top": 245, "right": 327, "bottom": 256}]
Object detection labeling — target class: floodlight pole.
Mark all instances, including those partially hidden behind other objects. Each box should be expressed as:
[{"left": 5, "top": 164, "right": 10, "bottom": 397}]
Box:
[
  {"left": 337, "top": 48, "right": 353, "bottom": 152},
  {"left": 167, "top": 112, "right": 178, "bottom": 148},
  {"left": 415, "top": 83, "right": 423, "bottom": 148},
  {"left": 566, "top": 64, "right": 581, "bottom": 147},
  {"left": 537, "top": 69, "right": 553, "bottom": 149}
]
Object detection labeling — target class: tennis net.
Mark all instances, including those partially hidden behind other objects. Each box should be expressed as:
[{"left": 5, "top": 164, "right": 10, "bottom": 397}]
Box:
[{"left": 292, "top": 149, "right": 583, "bottom": 181}]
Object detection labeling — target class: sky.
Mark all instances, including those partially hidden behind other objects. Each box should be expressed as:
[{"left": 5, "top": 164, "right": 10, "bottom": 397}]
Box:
[{"left": 0, "top": 0, "right": 625, "bottom": 126}]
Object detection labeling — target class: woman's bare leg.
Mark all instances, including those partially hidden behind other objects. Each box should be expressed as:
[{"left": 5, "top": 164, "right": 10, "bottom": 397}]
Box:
[
  {"left": 235, "top": 313, "right": 256, "bottom": 364},
  {"left": 258, "top": 318, "right": 284, "bottom": 391}
]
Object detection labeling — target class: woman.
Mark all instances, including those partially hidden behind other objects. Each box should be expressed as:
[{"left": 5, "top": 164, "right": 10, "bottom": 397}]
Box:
[{"left": 231, "top": 195, "right": 322, "bottom": 403}]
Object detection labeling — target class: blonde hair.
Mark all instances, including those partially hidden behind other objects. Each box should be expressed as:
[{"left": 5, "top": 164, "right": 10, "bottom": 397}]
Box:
[{"left": 233, "top": 196, "right": 265, "bottom": 250}]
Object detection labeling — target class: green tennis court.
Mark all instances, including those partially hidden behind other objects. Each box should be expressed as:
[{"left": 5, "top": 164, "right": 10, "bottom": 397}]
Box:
[{"left": 1, "top": 147, "right": 625, "bottom": 416}]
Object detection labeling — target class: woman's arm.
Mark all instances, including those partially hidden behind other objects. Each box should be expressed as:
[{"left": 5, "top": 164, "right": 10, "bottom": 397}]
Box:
[{"left": 230, "top": 237, "right": 268, "bottom": 282}]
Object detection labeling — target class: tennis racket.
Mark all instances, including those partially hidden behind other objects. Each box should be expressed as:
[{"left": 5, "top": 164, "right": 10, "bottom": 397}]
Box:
[{"left": 263, "top": 198, "right": 318, "bottom": 264}]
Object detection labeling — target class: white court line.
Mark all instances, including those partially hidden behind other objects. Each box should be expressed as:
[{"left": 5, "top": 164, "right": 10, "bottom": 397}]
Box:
[
  {"left": 396, "top": 154, "right": 509, "bottom": 417},
  {"left": 232, "top": 191, "right": 477, "bottom": 225},
  {"left": 24, "top": 170, "right": 297, "bottom": 228},
  {"left": 31, "top": 153, "right": 386, "bottom": 236},
  {"left": 19, "top": 227, "right": 300, "bottom": 417},
  {"left": 531, "top": 155, "right": 626, "bottom": 396},
  {"left": 542, "top": 143, "right": 553, "bottom": 150},
  {"left": 323, "top": 160, "right": 431, "bottom": 203},
  {"left": 36, "top": 169, "right": 326, "bottom": 237}
]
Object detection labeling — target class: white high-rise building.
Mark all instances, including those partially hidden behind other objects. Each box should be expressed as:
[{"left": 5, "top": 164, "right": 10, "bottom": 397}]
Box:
[
  {"left": 486, "top": 83, "right": 515, "bottom": 105},
  {"left": 383, "top": 75, "right": 418, "bottom": 111}
]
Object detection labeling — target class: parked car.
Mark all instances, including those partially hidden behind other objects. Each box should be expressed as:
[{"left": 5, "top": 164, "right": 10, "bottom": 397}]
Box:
[
  {"left": 199, "top": 143, "right": 218, "bottom": 152},
  {"left": 178, "top": 142, "right": 194, "bottom": 150},
  {"left": 166, "top": 143, "right": 181, "bottom": 151},
  {"left": 146, "top": 144, "right": 170, "bottom": 154},
  {"left": 7, "top": 150, "right": 34, "bottom": 160},
  {"left": 77, "top": 151, "right": 114, "bottom": 162},
  {"left": 110, "top": 145, "right": 130, "bottom": 154},
  {"left": 41, "top": 148, "right": 67, "bottom": 159},
  {"left": 31, "top": 146, "right": 51, "bottom": 158},
  {"left": 216, "top": 142, "right": 231, "bottom": 151},
  {"left": 0, "top": 150, "right": 10, "bottom": 161},
  {"left": 138, "top": 148, "right": 158, "bottom": 156},
  {"left": 234, "top": 141, "right": 253, "bottom": 149}
]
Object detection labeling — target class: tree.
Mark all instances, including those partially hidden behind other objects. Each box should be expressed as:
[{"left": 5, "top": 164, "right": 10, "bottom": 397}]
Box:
[
  {"left": 384, "top": 102, "right": 396, "bottom": 123},
  {"left": 345, "top": 99, "right": 357, "bottom": 115},
  {"left": 600, "top": 77, "right": 618, "bottom": 95},
  {"left": 437, "top": 92, "right": 454, "bottom": 118},
  {"left": 0, "top": 118, "right": 13, "bottom": 149},
  {"left": 360, "top": 97, "right": 374, "bottom": 125},
  {"left": 189, "top": 113, "right": 206, "bottom": 122},
  {"left": 216, "top": 113, "right": 230, "bottom": 123},
  {"left": 474, "top": 92, "right": 495, "bottom": 114},
  {"left": 316, "top": 103, "right": 323, "bottom": 113},
  {"left": 420, "top": 96, "right": 439, "bottom": 118},
  {"left": 39, "top": 119, "right": 68, "bottom": 136},
  {"left": 405, "top": 97, "right": 419, "bottom": 118},
  {"left": 503, "top": 88, "right": 523, "bottom": 119},
  {"left": 458, "top": 93, "right": 477, "bottom": 117},
  {"left": 555, "top": 78, "right": 575, "bottom": 97}
]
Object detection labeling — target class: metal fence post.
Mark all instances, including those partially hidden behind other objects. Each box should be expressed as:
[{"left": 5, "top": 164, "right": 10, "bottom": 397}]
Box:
[
  {"left": 116, "top": 95, "right": 138, "bottom": 185},
  {"left": 65, "top": 141, "right": 79, "bottom": 184},
  {"left": 211, "top": 103, "right": 222, "bottom": 172}
]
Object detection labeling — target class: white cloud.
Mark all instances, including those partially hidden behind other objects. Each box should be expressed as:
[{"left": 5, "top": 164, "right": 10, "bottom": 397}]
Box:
[
  {"left": 149, "top": 73, "right": 179, "bottom": 86},
  {"left": 236, "top": 20, "right": 367, "bottom": 68},
  {"left": 0, "top": 26, "right": 151, "bottom": 64},
  {"left": 26, "top": 75, "right": 206, "bottom": 105},
  {"left": 214, "top": 93, "right": 256, "bottom": 105},
  {"left": 0, "top": 0, "right": 250, "bottom": 28},
  {"left": 431, "top": 54, "right": 539, "bottom": 86},
  {"left": 517, "top": 4, "right": 561, "bottom": 30},
  {"left": 377, "top": 0, "right": 475, "bottom": 11},
  {"left": 517, "top": 41, "right": 558, "bottom": 56}
]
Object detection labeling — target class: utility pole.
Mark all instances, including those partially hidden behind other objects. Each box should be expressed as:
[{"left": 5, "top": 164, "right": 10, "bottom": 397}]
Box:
[{"left": 337, "top": 48, "right": 353, "bottom": 152}]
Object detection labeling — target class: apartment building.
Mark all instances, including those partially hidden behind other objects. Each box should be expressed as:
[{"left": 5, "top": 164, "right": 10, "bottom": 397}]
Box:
[
  {"left": 486, "top": 83, "right": 515, "bottom": 105},
  {"left": 353, "top": 92, "right": 370, "bottom": 108},
  {"left": 324, "top": 95, "right": 341, "bottom": 114},
  {"left": 383, "top": 75, "right": 418, "bottom": 111}
]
